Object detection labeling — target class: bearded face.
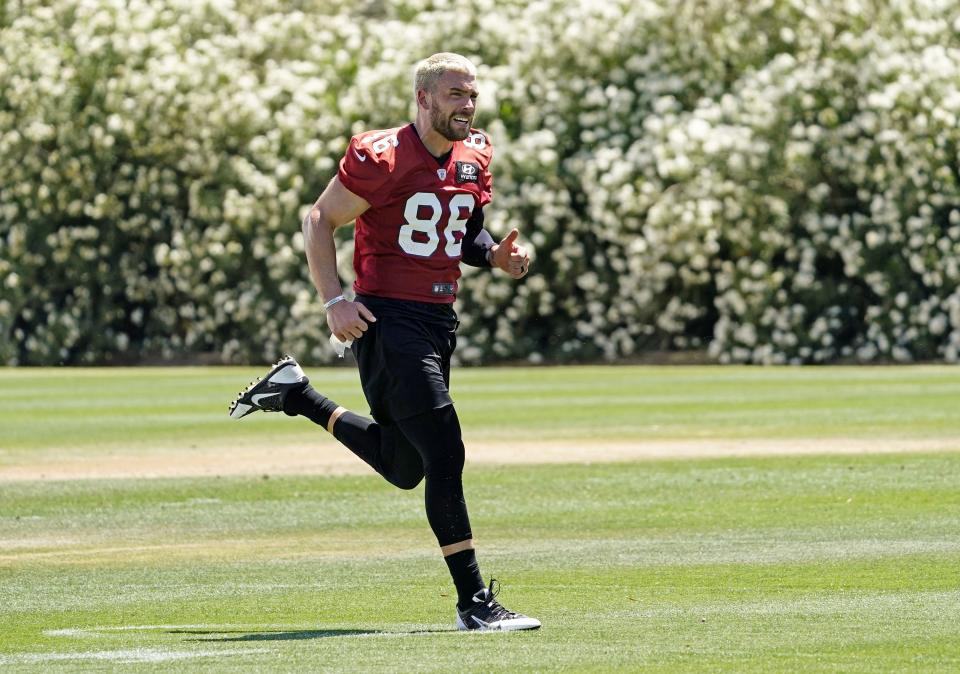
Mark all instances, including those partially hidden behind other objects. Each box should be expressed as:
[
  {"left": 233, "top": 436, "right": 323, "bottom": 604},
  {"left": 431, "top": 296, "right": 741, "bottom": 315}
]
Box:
[
  {"left": 429, "top": 102, "right": 472, "bottom": 141},
  {"left": 423, "top": 71, "right": 478, "bottom": 142}
]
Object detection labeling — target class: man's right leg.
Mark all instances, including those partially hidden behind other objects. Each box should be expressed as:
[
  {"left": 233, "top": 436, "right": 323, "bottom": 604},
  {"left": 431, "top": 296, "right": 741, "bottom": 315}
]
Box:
[{"left": 283, "top": 385, "right": 424, "bottom": 490}]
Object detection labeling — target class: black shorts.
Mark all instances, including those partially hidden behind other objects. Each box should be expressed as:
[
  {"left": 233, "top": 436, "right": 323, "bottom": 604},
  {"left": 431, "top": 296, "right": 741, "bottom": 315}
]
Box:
[{"left": 351, "top": 294, "right": 458, "bottom": 424}]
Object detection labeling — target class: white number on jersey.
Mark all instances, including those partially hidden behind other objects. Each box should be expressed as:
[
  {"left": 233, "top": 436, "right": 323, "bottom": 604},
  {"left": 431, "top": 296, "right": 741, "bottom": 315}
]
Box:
[
  {"left": 370, "top": 132, "right": 399, "bottom": 154},
  {"left": 462, "top": 132, "right": 486, "bottom": 149},
  {"left": 444, "top": 194, "right": 474, "bottom": 257},
  {"left": 398, "top": 192, "right": 475, "bottom": 258},
  {"left": 399, "top": 193, "right": 441, "bottom": 257}
]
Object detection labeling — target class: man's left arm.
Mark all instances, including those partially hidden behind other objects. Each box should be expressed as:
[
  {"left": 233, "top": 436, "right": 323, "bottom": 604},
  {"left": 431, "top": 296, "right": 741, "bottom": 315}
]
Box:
[
  {"left": 461, "top": 207, "right": 530, "bottom": 279},
  {"left": 461, "top": 133, "right": 528, "bottom": 278},
  {"left": 460, "top": 207, "right": 495, "bottom": 268}
]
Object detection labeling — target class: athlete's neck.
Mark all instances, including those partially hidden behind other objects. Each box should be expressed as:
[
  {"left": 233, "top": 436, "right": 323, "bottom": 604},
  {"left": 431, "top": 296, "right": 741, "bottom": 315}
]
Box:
[{"left": 413, "top": 119, "right": 454, "bottom": 158}]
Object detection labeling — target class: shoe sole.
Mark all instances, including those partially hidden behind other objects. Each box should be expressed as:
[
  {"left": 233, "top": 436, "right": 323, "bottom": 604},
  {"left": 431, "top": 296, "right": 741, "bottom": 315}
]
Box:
[{"left": 455, "top": 615, "right": 542, "bottom": 632}]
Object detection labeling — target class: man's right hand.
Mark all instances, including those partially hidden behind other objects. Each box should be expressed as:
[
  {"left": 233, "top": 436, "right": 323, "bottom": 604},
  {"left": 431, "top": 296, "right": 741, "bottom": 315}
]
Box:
[{"left": 327, "top": 300, "right": 377, "bottom": 342}]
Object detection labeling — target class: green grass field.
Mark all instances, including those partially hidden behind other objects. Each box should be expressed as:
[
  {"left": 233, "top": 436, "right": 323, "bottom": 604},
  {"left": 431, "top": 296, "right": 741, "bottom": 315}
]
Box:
[{"left": 2, "top": 365, "right": 960, "bottom": 672}]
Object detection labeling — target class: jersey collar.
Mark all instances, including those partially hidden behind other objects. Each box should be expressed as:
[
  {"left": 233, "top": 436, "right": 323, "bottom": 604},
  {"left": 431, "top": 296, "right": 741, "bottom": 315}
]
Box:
[{"left": 405, "top": 123, "right": 457, "bottom": 172}]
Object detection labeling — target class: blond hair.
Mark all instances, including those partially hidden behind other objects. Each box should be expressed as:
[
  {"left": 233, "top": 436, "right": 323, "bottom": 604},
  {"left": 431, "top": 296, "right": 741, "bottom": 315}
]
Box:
[{"left": 413, "top": 52, "right": 477, "bottom": 99}]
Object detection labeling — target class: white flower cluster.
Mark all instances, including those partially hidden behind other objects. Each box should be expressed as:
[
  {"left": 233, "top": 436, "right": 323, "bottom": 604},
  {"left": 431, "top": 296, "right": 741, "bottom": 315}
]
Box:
[
  {"left": 2, "top": 0, "right": 959, "bottom": 364},
  {"left": 462, "top": 0, "right": 960, "bottom": 364},
  {"left": 1, "top": 0, "right": 365, "bottom": 363}
]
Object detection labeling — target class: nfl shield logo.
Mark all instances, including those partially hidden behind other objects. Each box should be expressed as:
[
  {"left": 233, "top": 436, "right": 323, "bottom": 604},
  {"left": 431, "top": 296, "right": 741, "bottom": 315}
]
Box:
[{"left": 437, "top": 168, "right": 447, "bottom": 180}]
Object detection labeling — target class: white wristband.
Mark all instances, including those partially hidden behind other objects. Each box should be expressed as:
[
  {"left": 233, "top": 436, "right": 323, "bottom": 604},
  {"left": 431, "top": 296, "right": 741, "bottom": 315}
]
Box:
[{"left": 323, "top": 294, "right": 346, "bottom": 311}]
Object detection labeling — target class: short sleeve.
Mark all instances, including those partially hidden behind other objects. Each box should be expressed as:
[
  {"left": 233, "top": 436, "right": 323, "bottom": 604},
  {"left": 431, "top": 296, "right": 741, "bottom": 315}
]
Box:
[
  {"left": 478, "top": 161, "right": 493, "bottom": 208},
  {"left": 469, "top": 130, "right": 494, "bottom": 208},
  {"left": 337, "top": 136, "right": 393, "bottom": 208}
]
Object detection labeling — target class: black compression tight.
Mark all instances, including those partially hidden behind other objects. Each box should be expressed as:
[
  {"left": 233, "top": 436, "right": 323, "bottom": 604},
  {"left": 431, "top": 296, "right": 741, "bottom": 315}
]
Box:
[{"left": 286, "top": 388, "right": 471, "bottom": 548}]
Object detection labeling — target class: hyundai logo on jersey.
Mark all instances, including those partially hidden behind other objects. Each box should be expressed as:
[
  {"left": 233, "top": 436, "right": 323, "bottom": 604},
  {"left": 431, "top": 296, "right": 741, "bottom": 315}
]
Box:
[{"left": 455, "top": 161, "right": 480, "bottom": 183}]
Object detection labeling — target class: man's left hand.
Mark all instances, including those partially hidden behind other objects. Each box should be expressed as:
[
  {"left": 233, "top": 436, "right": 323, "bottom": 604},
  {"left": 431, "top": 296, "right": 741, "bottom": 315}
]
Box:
[{"left": 490, "top": 228, "right": 530, "bottom": 279}]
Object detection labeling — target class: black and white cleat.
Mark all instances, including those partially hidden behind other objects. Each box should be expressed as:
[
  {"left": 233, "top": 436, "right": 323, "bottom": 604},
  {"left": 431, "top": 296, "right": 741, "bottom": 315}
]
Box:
[{"left": 228, "top": 355, "right": 309, "bottom": 419}]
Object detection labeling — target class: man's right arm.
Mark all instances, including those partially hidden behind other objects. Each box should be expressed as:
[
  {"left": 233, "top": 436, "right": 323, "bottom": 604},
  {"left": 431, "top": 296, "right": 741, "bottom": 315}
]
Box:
[{"left": 302, "top": 176, "right": 378, "bottom": 342}]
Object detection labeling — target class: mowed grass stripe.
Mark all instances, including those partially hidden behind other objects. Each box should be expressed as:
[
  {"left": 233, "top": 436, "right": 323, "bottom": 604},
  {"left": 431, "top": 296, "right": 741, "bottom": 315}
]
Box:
[
  {"left": 2, "top": 454, "right": 958, "bottom": 550},
  {"left": 2, "top": 366, "right": 960, "bottom": 455}
]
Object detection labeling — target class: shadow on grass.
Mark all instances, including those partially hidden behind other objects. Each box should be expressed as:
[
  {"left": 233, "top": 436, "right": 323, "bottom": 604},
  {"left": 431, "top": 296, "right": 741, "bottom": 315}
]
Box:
[{"left": 171, "top": 628, "right": 451, "bottom": 642}]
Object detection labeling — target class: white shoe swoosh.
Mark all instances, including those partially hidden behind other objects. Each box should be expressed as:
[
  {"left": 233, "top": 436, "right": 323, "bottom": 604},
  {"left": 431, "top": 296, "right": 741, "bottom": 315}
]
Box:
[
  {"left": 353, "top": 148, "right": 367, "bottom": 162},
  {"left": 251, "top": 392, "right": 280, "bottom": 406}
]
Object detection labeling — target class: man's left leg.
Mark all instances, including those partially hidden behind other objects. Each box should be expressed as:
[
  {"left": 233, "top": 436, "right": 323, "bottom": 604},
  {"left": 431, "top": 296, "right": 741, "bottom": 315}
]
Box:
[
  {"left": 395, "top": 405, "right": 480, "bottom": 603},
  {"left": 395, "top": 404, "right": 540, "bottom": 631}
]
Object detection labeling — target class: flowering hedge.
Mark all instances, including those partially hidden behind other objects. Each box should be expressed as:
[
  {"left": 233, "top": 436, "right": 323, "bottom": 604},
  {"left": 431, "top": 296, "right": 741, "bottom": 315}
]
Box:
[{"left": 2, "top": 0, "right": 960, "bottom": 364}]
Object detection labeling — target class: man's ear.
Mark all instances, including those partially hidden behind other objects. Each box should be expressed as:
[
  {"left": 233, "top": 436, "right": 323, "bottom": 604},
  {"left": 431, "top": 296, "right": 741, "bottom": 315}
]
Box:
[{"left": 416, "top": 89, "right": 431, "bottom": 110}]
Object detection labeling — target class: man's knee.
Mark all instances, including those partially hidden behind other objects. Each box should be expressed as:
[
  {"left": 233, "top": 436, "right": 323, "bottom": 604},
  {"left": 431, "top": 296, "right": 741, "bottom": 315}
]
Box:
[
  {"left": 388, "top": 465, "right": 425, "bottom": 490},
  {"left": 396, "top": 404, "right": 465, "bottom": 477}
]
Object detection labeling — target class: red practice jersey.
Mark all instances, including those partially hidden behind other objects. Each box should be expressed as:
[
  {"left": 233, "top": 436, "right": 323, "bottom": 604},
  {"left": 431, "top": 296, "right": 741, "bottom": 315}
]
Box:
[{"left": 337, "top": 123, "right": 493, "bottom": 303}]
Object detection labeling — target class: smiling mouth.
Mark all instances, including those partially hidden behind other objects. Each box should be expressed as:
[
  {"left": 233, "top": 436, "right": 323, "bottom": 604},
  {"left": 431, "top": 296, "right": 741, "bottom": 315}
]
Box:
[{"left": 452, "top": 115, "right": 471, "bottom": 126}]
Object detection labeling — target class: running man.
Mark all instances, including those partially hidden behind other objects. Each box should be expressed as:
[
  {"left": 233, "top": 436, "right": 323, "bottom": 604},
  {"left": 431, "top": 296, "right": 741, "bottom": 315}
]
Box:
[{"left": 229, "top": 53, "right": 540, "bottom": 632}]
